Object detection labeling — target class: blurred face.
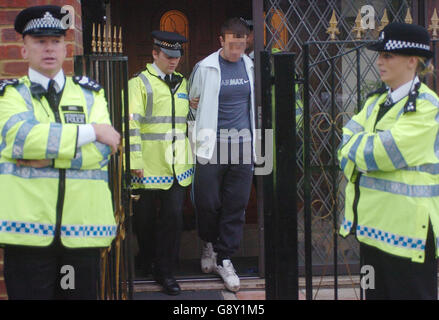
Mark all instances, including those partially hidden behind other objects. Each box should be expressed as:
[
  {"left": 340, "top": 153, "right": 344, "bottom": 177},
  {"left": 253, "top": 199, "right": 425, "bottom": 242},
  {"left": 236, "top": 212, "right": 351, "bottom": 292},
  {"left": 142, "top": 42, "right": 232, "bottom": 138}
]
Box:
[
  {"left": 21, "top": 35, "right": 66, "bottom": 78},
  {"left": 152, "top": 49, "right": 181, "bottom": 75},
  {"left": 376, "top": 52, "right": 417, "bottom": 90},
  {"left": 220, "top": 33, "right": 247, "bottom": 62}
]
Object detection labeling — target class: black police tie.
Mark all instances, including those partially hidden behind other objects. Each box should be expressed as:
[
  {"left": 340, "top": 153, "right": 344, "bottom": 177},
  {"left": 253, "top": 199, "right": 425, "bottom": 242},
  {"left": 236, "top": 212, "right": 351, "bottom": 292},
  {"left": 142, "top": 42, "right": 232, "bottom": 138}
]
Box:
[
  {"left": 46, "top": 79, "right": 62, "bottom": 122},
  {"left": 46, "top": 79, "right": 58, "bottom": 112},
  {"left": 164, "top": 74, "right": 171, "bottom": 86}
]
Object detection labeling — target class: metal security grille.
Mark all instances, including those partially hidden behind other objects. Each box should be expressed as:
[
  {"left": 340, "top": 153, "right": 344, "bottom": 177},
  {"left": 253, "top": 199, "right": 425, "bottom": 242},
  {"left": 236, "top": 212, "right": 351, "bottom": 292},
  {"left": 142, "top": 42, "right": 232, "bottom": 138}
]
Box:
[{"left": 263, "top": 0, "right": 413, "bottom": 299}]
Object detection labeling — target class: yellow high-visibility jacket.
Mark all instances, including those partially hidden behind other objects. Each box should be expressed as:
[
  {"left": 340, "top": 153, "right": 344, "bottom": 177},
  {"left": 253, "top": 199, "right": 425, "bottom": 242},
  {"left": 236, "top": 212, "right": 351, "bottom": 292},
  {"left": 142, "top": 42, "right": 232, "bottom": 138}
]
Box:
[
  {"left": 339, "top": 82, "right": 439, "bottom": 263},
  {"left": 0, "top": 76, "right": 116, "bottom": 248},
  {"left": 128, "top": 64, "right": 193, "bottom": 190}
]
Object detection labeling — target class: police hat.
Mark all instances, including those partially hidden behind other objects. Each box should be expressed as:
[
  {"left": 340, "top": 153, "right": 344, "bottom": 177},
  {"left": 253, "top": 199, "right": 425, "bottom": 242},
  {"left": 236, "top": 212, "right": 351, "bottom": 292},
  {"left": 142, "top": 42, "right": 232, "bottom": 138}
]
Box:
[
  {"left": 14, "top": 5, "right": 68, "bottom": 37},
  {"left": 367, "top": 22, "right": 433, "bottom": 59},
  {"left": 152, "top": 30, "right": 187, "bottom": 58}
]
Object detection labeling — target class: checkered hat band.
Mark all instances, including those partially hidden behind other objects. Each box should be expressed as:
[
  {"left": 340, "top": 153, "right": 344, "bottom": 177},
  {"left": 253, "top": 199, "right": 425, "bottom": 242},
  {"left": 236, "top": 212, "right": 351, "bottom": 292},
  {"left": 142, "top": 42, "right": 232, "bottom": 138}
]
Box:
[
  {"left": 23, "top": 15, "right": 64, "bottom": 33},
  {"left": 154, "top": 39, "right": 182, "bottom": 50},
  {"left": 384, "top": 39, "right": 430, "bottom": 51}
]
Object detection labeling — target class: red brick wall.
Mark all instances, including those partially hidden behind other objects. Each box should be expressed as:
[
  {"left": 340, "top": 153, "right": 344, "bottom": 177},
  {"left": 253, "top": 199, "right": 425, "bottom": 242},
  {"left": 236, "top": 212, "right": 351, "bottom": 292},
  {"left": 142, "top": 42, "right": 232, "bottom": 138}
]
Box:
[
  {"left": 0, "top": 0, "right": 83, "bottom": 80},
  {"left": 0, "top": 0, "right": 83, "bottom": 300}
]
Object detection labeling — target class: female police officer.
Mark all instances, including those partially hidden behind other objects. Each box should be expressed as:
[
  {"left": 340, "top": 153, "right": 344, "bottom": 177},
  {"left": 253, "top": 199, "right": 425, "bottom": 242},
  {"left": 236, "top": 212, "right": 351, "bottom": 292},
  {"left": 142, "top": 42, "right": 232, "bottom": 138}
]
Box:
[{"left": 338, "top": 22, "right": 439, "bottom": 299}]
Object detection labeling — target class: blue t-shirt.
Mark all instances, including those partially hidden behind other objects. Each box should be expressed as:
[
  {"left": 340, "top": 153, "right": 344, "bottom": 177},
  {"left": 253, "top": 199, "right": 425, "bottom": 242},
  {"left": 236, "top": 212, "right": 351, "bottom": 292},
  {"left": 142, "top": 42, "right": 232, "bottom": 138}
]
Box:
[{"left": 217, "top": 55, "right": 251, "bottom": 143}]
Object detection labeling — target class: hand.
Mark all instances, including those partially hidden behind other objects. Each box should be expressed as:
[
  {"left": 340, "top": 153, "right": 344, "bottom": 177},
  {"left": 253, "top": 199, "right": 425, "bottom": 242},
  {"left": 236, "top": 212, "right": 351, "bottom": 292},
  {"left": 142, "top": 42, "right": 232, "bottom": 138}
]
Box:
[
  {"left": 190, "top": 97, "right": 200, "bottom": 109},
  {"left": 16, "top": 159, "right": 52, "bottom": 168},
  {"left": 131, "top": 169, "right": 144, "bottom": 178},
  {"left": 92, "top": 123, "right": 121, "bottom": 155}
]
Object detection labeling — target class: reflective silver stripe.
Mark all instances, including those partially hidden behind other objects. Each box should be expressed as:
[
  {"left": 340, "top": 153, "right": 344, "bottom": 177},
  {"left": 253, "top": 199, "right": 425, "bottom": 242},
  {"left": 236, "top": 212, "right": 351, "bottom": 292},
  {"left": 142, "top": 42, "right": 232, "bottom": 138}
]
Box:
[
  {"left": 141, "top": 132, "right": 186, "bottom": 141},
  {"left": 61, "top": 224, "right": 117, "bottom": 237},
  {"left": 131, "top": 113, "right": 187, "bottom": 124},
  {"left": 46, "top": 123, "right": 62, "bottom": 159},
  {"left": 360, "top": 175, "right": 439, "bottom": 197},
  {"left": 138, "top": 73, "right": 153, "bottom": 118},
  {"left": 129, "top": 129, "right": 140, "bottom": 137},
  {"left": 419, "top": 92, "right": 439, "bottom": 108},
  {"left": 80, "top": 87, "right": 94, "bottom": 117},
  {"left": 340, "top": 157, "right": 348, "bottom": 171},
  {"left": 92, "top": 141, "right": 111, "bottom": 167},
  {"left": 15, "top": 83, "right": 34, "bottom": 111},
  {"left": 0, "top": 220, "right": 55, "bottom": 236},
  {"left": 71, "top": 147, "right": 83, "bottom": 169},
  {"left": 378, "top": 131, "right": 407, "bottom": 169},
  {"left": 364, "top": 135, "right": 378, "bottom": 171},
  {"left": 348, "top": 133, "right": 365, "bottom": 162},
  {"left": 12, "top": 120, "right": 38, "bottom": 158},
  {"left": 130, "top": 144, "right": 141, "bottom": 152},
  {"left": 137, "top": 73, "right": 188, "bottom": 124},
  {"left": 366, "top": 95, "right": 382, "bottom": 119},
  {"left": 344, "top": 119, "right": 364, "bottom": 134},
  {"left": 402, "top": 163, "right": 439, "bottom": 175},
  {"left": 0, "top": 111, "right": 35, "bottom": 155},
  {"left": 0, "top": 162, "right": 108, "bottom": 181}
]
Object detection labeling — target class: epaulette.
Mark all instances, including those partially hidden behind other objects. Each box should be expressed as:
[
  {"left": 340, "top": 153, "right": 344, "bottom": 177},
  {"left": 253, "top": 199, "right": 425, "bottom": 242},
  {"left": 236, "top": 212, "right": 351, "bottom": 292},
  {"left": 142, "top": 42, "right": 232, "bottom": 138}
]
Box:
[
  {"left": 365, "top": 83, "right": 387, "bottom": 100},
  {"left": 0, "top": 79, "right": 19, "bottom": 96},
  {"left": 72, "top": 76, "right": 102, "bottom": 92}
]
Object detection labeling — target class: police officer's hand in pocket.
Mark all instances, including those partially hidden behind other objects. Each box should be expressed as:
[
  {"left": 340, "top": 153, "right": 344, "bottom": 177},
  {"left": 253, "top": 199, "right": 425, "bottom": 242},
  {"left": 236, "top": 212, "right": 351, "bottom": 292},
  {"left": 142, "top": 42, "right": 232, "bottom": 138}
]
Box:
[{"left": 92, "top": 123, "right": 121, "bottom": 155}]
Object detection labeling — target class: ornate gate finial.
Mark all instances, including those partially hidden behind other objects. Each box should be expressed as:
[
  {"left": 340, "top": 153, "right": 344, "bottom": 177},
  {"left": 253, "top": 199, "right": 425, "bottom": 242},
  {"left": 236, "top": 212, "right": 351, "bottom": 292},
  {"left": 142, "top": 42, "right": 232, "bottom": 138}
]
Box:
[
  {"left": 92, "top": 23, "right": 96, "bottom": 53},
  {"left": 118, "top": 26, "right": 123, "bottom": 54},
  {"left": 352, "top": 9, "right": 365, "bottom": 40},
  {"left": 405, "top": 8, "right": 413, "bottom": 24},
  {"left": 429, "top": 8, "right": 439, "bottom": 40},
  {"left": 326, "top": 10, "right": 340, "bottom": 40},
  {"left": 377, "top": 9, "right": 389, "bottom": 32},
  {"left": 97, "top": 24, "right": 102, "bottom": 53}
]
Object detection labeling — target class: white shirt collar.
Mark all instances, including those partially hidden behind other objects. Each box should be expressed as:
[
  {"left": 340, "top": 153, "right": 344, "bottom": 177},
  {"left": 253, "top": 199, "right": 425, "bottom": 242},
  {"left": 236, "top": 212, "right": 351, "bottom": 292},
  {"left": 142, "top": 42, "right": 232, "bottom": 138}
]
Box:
[
  {"left": 388, "top": 76, "right": 420, "bottom": 104},
  {"left": 28, "top": 68, "right": 65, "bottom": 93},
  {"left": 151, "top": 63, "right": 171, "bottom": 80}
]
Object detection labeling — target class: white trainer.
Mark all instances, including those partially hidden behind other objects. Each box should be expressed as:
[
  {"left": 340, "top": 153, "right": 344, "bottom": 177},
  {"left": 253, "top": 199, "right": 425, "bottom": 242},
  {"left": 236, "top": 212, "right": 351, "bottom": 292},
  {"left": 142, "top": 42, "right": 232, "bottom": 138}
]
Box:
[
  {"left": 215, "top": 259, "right": 240, "bottom": 292},
  {"left": 201, "top": 242, "right": 217, "bottom": 273}
]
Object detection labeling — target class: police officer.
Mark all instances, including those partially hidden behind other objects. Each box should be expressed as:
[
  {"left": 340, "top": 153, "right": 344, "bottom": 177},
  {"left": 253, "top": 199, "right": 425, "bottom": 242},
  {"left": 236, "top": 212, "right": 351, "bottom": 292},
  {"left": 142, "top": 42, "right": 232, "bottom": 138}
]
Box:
[
  {"left": 128, "top": 31, "right": 193, "bottom": 295},
  {"left": 339, "top": 22, "right": 438, "bottom": 299},
  {"left": 0, "top": 5, "right": 120, "bottom": 300}
]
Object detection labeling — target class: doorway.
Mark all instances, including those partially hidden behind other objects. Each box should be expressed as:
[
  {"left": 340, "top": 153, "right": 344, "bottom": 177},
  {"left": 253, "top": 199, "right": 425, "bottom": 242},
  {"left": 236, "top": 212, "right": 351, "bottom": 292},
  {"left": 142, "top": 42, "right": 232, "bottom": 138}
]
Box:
[{"left": 106, "top": 0, "right": 259, "bottom": 281}]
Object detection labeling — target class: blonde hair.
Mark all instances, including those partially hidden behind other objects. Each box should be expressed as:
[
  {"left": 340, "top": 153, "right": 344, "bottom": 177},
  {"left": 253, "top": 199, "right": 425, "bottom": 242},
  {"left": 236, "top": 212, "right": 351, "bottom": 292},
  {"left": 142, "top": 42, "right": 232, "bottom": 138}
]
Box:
[{"left": 416, "top": 57, "right": 435, "bottom": 76}]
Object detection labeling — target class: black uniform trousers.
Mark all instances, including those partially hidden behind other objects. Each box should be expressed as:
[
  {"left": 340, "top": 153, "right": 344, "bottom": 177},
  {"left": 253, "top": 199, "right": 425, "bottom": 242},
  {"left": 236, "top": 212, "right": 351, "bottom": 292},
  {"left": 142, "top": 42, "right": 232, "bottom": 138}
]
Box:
[
  {"left": 361, "top": 220, "right": 438, "bottom": 300},
  {"left": 133, "top": 181, "right": 186, "bottom": 277},
  {"left": 193, "top": 141, "right": 254, "bottom": 258},
  {"left": 4, "top": 241, "right": 100, "bottom": 300}
]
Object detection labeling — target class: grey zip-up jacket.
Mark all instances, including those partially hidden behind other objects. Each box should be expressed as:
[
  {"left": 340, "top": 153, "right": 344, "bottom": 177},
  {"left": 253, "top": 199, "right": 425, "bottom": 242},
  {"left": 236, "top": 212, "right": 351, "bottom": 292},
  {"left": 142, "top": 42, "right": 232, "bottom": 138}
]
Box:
[{"left": 188, "top": 49, "right": 256, "bottom": 160}]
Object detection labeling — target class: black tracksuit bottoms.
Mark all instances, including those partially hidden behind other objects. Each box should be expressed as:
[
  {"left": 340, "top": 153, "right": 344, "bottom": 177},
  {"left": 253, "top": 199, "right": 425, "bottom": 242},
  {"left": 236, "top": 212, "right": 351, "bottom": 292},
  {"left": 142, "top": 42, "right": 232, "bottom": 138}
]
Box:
[
  {"left": 361, "top": 220, "right": 438, "bottom": 300},
  {"left": 192, "top": 141, "right": 254, "bottom": 258},
  {"left": 133, "top": 181, "right": 186, "bottom": 277}
]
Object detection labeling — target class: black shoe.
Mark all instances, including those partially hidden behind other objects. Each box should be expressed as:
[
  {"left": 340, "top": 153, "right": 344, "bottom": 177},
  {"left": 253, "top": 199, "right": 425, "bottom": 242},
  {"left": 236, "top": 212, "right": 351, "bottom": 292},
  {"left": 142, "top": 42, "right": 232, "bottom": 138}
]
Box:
[{"left": 154, "top": 276, "right": 181, "bottom": 296}]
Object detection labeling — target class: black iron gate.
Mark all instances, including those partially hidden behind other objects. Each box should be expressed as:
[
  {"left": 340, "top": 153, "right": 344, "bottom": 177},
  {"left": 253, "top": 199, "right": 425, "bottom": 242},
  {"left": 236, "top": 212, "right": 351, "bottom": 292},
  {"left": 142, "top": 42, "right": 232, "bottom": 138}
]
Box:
[
  {"left": 74, "top": 53, "right": 134, "bottom": 300},
  {"left": 256, "top": 0, "right": 432, "bottom": 300}
]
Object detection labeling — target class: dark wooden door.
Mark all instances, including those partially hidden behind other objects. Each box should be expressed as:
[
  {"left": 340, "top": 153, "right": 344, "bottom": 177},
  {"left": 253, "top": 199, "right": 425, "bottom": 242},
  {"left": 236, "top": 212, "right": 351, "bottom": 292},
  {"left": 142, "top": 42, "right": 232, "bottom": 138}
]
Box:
[{"left": 110, "top": 0, "right": 252, "bottom": 78}]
